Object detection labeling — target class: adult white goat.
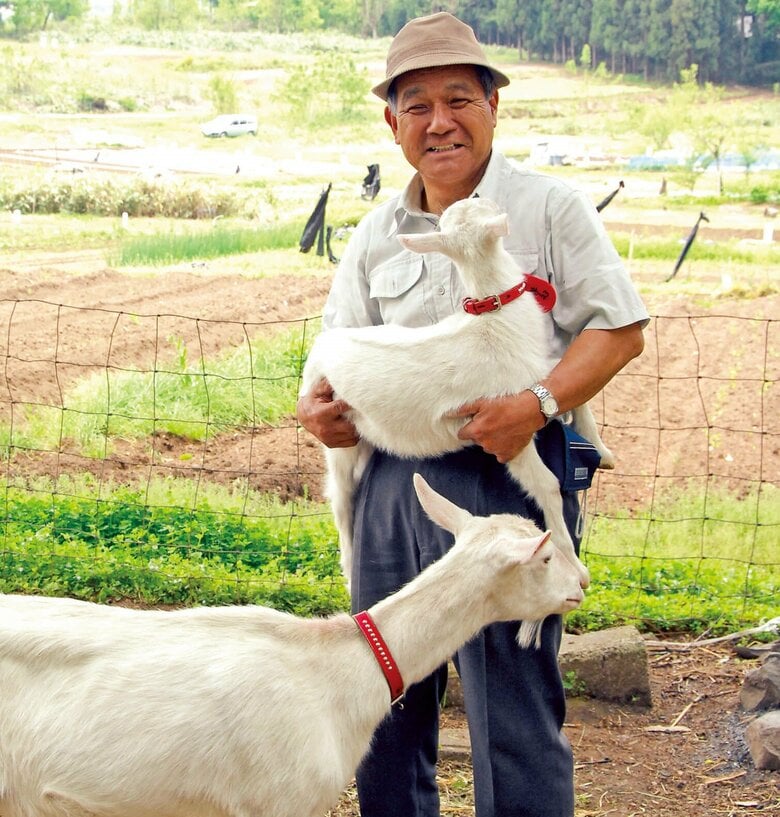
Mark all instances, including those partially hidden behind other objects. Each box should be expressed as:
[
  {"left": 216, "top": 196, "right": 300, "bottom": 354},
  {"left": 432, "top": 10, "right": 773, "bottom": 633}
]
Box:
[
  {"left": 0, "top": 475, "right": 584, "bottom": 817},
  {"left": 301, "top": 196, "right": 613, "bottom": 587}
]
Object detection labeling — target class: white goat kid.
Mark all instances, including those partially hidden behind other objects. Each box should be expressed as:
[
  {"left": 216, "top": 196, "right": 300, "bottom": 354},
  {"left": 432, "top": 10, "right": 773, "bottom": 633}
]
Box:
[
  {"left": 0, "top": 475, "right": 585, "bottom": 817},
  {"left": 301, "top": 196, "right": 613, "bottom": 588}
]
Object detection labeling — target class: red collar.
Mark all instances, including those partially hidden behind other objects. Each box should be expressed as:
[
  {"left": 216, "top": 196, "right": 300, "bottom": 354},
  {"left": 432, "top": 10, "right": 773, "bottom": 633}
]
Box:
[
  {"left": 353, "top": 611, "right": 405, "bottom": 705},
  {"left": 462, "top": 274, "right": 556, "bottom": 315}
]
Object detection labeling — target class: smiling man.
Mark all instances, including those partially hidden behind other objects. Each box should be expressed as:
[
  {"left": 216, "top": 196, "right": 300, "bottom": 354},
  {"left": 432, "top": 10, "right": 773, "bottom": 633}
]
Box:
[{"left": 297, "top": 12, "right": 648, "bottom": 817}]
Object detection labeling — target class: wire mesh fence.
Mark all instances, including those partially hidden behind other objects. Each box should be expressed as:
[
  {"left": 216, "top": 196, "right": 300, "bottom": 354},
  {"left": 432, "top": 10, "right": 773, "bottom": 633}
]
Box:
[{"left": 1, "top": 297, "right": 777, "bottom": 631}]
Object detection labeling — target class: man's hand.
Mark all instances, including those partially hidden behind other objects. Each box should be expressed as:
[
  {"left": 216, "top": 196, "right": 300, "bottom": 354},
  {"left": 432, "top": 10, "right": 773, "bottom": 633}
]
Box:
[
  {"left": 296, "top": 378, "right": 360, "bottom": 448},
  {"left": 451, "top": 323, "right": 645, "bottom": 464},
  {"left": 451, "top": 390, "right": 544, "bottom": 463}
]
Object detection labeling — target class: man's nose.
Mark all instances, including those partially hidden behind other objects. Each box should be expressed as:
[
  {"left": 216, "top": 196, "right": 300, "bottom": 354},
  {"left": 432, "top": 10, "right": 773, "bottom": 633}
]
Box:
[{"left": 427, "top": 102, "right": 456, "bottom": 133}]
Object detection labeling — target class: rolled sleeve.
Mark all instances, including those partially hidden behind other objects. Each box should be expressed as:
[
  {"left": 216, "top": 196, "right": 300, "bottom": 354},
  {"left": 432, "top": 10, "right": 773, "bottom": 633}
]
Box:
[{"left": 547, "top": 189, "right": 649, "bottom": 336}]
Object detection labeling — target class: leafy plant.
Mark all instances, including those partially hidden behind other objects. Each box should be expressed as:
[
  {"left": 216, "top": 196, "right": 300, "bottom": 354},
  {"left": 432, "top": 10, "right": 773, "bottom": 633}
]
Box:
[{"left": 0, "top": 475, "right": 347, "bottom": 615}]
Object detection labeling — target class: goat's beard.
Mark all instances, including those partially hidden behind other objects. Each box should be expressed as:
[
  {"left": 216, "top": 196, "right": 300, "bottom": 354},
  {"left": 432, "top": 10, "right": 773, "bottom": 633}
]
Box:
[{"left": 516, "top": 619, "right": 544, "bottom": 649}]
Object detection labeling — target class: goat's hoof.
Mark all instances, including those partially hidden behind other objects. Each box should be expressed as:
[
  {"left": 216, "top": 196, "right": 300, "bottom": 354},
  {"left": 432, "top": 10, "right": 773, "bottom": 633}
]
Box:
[{"left": 597, "top": 449, "right": 616, "bottom": 470}]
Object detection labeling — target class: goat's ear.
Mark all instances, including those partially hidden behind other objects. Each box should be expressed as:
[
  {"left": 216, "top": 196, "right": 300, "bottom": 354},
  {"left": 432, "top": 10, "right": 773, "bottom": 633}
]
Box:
[
  {"left": 397, "top": 233, "right": 442, "bottom": 255},
  {"left": 413, "top": 473, "right": 472, "bottom": 536},
  {"left": 518, "top": 531, "right": 552, "bottom": 564},
  {"left": 485, "top": 213, "right": 509, "bottom": 238}
]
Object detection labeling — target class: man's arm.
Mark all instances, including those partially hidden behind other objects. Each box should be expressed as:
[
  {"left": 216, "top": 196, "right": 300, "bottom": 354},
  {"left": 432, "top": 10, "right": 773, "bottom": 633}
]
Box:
[{"left": 453, "top": 322, "right": 645, "bottom": 463}]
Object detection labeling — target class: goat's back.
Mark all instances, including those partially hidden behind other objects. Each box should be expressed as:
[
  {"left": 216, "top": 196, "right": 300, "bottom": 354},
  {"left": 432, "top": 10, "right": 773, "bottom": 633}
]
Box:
[
  {"left": 304, "top": 300, "right": 554, "bottom": 458},
  {"left": 0, "top": 595, "right": 381, "bottom": 817}
]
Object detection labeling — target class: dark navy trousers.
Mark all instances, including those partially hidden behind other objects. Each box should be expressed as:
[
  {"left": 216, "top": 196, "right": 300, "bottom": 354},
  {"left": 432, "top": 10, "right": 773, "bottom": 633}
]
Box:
[{"left": 350, "top": 440, "right": 581, "bottom": 817}]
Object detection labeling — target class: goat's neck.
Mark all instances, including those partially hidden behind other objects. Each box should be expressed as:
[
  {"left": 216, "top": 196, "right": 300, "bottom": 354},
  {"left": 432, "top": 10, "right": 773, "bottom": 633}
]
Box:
[
  {"left": 367, "top": 545, "right": 492, "bottom": 690},
  {"left": 458, "top": 247, "right": 519, "bottom": 298}
]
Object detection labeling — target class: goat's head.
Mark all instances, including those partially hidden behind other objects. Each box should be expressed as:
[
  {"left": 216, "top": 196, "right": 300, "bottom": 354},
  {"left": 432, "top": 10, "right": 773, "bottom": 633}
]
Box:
[
  {"left": 397, "top": 198, "right": 509, "bottom": 269},
  {"left": 413, "top": 473, "right": 585, "bottom": 649}
]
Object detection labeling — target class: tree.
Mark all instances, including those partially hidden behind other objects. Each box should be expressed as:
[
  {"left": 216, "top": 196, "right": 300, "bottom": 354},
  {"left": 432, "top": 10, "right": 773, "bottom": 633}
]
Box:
[
  {"left": 251, "top": 0, "right": 322, "bottom": 31},
  {"left": 1, "top": 0, "right": 87, "bottom": 35},
  {"left": 645, "top": 0, "right": 672, "bottom": 78},
  {"left": 590, "top": 0, "right": 619, "bottom": 71},
  {"left": 274, "top": 52, "right": 369, "bottom": 125},
  {"left": 207, "top": 74, "right": 238, "bottom": 115},
  {"left": 747, "top": 0, "right": 780, "bottom": 28},
  {"left": 133, "top": 0, "right": 200, "bottom": 31},
  {"left": 494, "top": 0, "right": 545, "bottom": 59}
]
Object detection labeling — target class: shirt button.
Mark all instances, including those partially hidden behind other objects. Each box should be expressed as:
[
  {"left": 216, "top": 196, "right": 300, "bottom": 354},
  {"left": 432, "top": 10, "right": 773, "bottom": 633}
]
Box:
[{"left": 437, "top": 286, "right": 446, "bottom": 295}]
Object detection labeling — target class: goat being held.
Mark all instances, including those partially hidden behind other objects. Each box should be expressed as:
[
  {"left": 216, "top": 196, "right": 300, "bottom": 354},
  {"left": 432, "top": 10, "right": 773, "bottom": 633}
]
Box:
[
  {"left": 0, "top": 475, "right": 585, "bottom": 817},
  {"left": 301, "top": 197, "right": 614, "bottom": 588}
]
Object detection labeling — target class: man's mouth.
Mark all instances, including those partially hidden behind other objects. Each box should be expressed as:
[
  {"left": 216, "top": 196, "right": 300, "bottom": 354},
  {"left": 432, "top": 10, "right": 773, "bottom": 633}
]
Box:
[{"left": 427, "top": 144, "right": 460, "bottom": 153}]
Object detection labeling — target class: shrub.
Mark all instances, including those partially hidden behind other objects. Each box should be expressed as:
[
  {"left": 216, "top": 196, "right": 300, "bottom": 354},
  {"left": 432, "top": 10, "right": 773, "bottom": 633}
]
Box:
[{"left": 0, "top": 174, "right": 248, "bottom": 218}]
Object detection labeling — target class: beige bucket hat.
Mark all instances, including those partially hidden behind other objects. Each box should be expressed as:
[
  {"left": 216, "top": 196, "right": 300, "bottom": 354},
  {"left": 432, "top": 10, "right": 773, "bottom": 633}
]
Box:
[{"left": 372, "top": 12, "right": 511, "bottom": 101}]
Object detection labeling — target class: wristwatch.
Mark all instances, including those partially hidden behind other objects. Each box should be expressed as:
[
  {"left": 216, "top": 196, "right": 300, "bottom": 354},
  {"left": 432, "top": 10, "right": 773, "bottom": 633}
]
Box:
[{"left": 528, "top": 383, "right": 559, "bottom": 424}]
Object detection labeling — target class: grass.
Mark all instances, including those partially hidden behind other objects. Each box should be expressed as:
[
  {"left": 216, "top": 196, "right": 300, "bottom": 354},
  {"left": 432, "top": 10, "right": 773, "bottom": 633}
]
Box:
[
  {"left": 112, "top": 220, "right": 303, "bottom": 265},
  {"left": 610, "top": 233, "right": 780, "bottom": 265},
  {"left": 0, "top": 472, "right": 774, "bottom": 633},
  {"left": 1, "top": 27, "right": 778, "bottom": 632},
  {"left": 0, "top": 324, "right": 316, "bottom": 457},
  {"left": 573, "top": 483, "right": 779, "bottom": 634}
]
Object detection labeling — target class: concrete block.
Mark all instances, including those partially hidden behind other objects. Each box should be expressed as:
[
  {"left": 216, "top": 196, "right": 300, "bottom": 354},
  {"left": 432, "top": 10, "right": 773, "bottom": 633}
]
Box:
[{"left": 558, "top": 625, "right": 652, "bottom": 705}]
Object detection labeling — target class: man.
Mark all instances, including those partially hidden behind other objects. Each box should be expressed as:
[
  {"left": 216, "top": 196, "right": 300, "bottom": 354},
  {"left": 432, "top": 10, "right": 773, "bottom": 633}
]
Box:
[{"left": 297, "top": 12, "right": 648, "bottom": 817}]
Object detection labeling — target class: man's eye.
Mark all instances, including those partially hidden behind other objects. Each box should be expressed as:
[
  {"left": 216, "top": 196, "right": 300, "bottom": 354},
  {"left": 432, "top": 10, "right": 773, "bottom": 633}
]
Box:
[
  {"left": 449, "top": 98, "right": 471, "bottom": 109},
  {"left": 403, "top": 104, "right": 429, "bottom": 115}
]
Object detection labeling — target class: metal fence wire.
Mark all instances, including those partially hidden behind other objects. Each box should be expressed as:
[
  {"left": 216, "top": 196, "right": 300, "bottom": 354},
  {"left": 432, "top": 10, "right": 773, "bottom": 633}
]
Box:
[{"left": 0, "top": 298, "right": 777, "bottom": 629}]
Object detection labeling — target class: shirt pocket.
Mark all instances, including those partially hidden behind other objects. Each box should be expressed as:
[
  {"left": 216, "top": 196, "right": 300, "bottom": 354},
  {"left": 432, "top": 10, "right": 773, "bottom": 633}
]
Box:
[
  {"left": 506, "top": 248, "right": 543, "bottom": 278},
  {"left": 368, "top": 253, "right": 425, "bottom": 326}
]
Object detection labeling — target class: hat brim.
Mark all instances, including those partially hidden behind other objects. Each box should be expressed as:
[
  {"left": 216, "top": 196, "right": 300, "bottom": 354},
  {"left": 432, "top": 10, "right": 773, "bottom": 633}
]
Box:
[{"left": 372, "top": 61, "right": 510, "bottom": 101}]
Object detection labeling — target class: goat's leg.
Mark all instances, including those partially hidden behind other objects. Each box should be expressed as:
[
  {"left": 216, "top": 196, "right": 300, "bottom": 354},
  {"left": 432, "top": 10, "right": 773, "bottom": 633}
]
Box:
[
  {"left": 505, "top": 445, "right": 590, "bottom": 587},
  {"left": 571, "top": 404, "right": 615, "bottom": 469},
  {"left": 39, "top": 790, "right": 101, "bottom": 817},
  {"left": 324, "top": 441, "right": 372, "bottom": 589}
]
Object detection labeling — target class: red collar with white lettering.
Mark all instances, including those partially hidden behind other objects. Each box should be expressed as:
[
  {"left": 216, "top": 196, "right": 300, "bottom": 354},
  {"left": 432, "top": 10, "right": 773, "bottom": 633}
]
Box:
[
  {"left": 462, "top": 274, "right": 556, "bottom": 315},
  {"left": 353, "top": 611, "right": 405, "bottom": 705}
]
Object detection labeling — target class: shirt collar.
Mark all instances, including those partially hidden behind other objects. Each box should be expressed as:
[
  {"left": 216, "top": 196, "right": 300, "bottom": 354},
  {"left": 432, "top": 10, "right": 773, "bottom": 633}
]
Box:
[{"left": 389, "top": 150, "right": 505, "bottom": 238}]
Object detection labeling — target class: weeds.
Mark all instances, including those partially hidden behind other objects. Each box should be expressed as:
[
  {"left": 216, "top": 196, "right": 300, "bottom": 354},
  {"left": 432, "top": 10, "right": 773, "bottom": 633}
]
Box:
[
  {"left": 0, "top": 326, "right": 314, "bottom": 457},
  {"left": 113, "top": 221, "right": 302, "bottom": 265}
]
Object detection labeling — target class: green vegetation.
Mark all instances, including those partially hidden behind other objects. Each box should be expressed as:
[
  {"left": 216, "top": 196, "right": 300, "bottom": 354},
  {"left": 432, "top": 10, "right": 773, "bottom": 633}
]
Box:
[
  {"left": 0, "top": 27, "right": 776, "bottom": 637},
  {"left": 610, "top": 234, "right": 780, "bottom": 266},
  {"left": 0, "top": 326, "right": 314, "bottom": 457},
  {"left": 0, "top": 173, "right": 248, "bottom": 219},
  {"left": 113, "top": 221, "right": 302, "bottom": 265},
  {"left": 571, "top": 484, "right": 778, "bottom": 634},
  {"left": 0, "top": 475, "right": 348, "bottom": 615},
  {"left": 0, "top": 476, "right": 774, "bottom": 633},
  {"left": 4, "top": 1, "right": 776, "bottom": 86},
  {"left": 274, "top": 52, "right": 370, "bottom": 126}
]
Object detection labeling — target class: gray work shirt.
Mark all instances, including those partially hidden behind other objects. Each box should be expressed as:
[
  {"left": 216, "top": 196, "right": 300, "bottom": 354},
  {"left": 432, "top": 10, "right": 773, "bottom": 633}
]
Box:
[{"left": 323, "top": 151, "right": 649, "bottom": 360}]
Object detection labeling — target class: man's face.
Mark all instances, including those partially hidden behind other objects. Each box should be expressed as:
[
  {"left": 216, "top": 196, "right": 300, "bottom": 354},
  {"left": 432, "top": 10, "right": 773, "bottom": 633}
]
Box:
[{"left": 385, "top": 65, "right": 498, "bottom": 194}]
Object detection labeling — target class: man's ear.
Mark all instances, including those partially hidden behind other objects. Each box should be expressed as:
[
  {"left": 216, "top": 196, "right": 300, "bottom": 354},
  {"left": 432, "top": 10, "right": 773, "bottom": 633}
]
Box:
[
  {"left": 489, "top": 90, "right": 499, "bottom": 126},
  {"left": 384, "top": 106, "right": 400, "bottom": 144}
]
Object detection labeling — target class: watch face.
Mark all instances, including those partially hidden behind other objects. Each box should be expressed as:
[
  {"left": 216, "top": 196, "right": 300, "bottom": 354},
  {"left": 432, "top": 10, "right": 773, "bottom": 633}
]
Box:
[{"left": 541, "top": 395, "right": 558, "bottom": 416}]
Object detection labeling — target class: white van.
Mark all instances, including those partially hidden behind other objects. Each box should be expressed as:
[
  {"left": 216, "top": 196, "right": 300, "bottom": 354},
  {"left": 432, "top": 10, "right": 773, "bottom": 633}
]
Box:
[{"left": 200, "top": 115, "right": 257, "bottom": 138}]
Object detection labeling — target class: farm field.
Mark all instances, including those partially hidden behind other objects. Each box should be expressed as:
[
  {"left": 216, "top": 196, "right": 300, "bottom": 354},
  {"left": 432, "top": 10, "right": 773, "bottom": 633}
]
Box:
[
  {"left": 1, "top": 177, "right": 777, "bottom": 817},
  {"left": 1, "top": 29, "right": 778, "bottom": 817}
]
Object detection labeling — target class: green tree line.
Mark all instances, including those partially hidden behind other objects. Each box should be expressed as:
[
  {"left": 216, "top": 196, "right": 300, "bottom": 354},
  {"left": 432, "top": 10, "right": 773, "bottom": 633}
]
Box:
[{"left": 1, "top": 0, "right": 778, "bottom": 86}]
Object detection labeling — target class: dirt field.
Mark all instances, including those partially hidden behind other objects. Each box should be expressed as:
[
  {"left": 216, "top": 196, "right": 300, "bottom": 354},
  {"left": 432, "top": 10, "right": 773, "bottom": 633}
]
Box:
[
  {"left": 1, "top": 250, "right": 777, "bottom": 508},
  {"left": 326, "top": 642, "right": 780, "bottom": 817},
  {"left": 0, "top": 247, "right": 778, "bottom": 816}
]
